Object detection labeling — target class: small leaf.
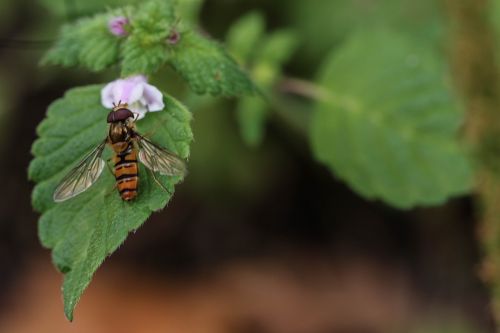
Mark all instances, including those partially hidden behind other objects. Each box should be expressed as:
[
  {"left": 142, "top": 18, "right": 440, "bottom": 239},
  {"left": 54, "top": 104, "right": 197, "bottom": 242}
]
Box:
[
  {"left": 121, "top": 35, "right": 169, "bottom": 76},
  {"left": 256, "top": 30, "right": 298, "bottom": 71},
  {"left": 121, "top": 0, "right": 176, "bottom": 76},
  {"left": 249, "top": 30, "right": 298, "bottom": 91},
  {"left": 42, "top": 12, "right": 123, "bottom": 71},
  {"left": 29, "top": 85, "right": 193, "bottom": 320},
  {"left": 177, "top": 0, "right": 205, "bottom": 27},
  {"left": 226, "top": 11, "right": 265, "bottom": 64},
  {"left": 236, "top": 97, "right": 268, "bottom": 146},
  {"left": 227, "top": 15, "right": 298, "bottom": 146},
  {"left": 310, "top": 30, "right": 473, "bottom": 209},
  {"left": 169, "top": 31, "right": 256, "bottom": 96}
]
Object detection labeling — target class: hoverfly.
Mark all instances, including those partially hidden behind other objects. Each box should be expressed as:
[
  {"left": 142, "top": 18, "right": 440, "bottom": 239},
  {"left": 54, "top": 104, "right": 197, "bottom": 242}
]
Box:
[{"left": 53, "top": 104, "right": 186, "bottom": 202}]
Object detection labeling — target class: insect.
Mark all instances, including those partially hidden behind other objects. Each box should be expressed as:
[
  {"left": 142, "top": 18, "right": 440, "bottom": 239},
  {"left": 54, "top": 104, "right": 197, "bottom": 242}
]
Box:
[{"left": 53, "top": 104, "right": 186, "bottom": 202}]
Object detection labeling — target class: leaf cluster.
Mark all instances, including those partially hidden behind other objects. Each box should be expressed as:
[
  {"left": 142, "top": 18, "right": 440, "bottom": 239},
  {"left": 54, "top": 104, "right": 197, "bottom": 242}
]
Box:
[
  {"left": 226, "top": 12, "right": 298, "bottom": 146},
  {"left": 43, "top": 0, "right": 255, "bottom": 97}
]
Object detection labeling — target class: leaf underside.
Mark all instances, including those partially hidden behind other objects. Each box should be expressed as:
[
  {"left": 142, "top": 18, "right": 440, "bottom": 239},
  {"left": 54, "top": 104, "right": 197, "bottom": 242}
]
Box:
[
  {"left": 310, "top": 30, "right": 473, "bottom": 209},
  {"left": 29, "top": 85, "right": 193, "bottom": 320}
]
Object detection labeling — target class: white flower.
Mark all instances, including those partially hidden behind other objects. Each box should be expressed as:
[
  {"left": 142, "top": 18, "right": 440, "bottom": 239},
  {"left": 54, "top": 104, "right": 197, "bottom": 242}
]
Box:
[{"left": 101, "top": 75, "right": 164, "bottom": 120}]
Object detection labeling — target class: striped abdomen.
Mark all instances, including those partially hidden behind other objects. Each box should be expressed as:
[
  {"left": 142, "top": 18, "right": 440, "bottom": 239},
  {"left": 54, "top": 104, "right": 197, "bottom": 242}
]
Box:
[{"left": 112, "top": 141, "right": 138, "bottom": 201}]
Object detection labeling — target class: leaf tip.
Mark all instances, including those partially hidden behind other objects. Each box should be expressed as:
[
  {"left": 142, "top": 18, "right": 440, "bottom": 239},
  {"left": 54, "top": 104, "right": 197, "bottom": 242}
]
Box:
[{"left": 64, "top": 301, "right": 75, "bottom": 322}]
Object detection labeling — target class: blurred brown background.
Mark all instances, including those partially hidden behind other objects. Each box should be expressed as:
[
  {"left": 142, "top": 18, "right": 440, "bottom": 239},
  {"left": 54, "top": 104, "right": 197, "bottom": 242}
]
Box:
[{"left": 0, "top": 0, "right": 494, "bottom": 332}]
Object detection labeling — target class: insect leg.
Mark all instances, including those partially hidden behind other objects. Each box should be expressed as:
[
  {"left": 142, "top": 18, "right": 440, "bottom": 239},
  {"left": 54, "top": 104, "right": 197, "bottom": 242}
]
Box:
[{"left": 147, "top": 168, "right": 172, "bottom": 196}]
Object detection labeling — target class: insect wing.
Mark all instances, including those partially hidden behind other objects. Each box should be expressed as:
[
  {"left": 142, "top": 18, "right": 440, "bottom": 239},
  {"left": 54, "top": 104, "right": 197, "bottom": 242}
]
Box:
[
  {"left": 53, "top": 140, "right": 107, "bottom": 202},
  {"left": 136, "top": 134, "right": 187, "bottom": 177}
]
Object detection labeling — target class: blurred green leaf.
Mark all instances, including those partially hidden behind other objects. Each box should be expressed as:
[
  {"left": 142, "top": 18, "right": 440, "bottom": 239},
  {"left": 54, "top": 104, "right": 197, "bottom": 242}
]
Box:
[
  {"left": 289, "top": 0, "right": 445, "bottom": 65},
  {"left": 310, "top": 30, "right": 472, "bottom": 209},
  {"left": 257, "top": 30, "right": 298, "bottom": 70},
  {"left": 236, "top": 96, "right": 268, "bottom": 146},
  {"left": 253, "top": 30, "right": 298, "bottom": 87},
  {"left": 226, "top": 11, "right": 266, "bottom": 64},
  {"left": 185, "top": 96, "right": 278, "bottom": 197},
  {"left": 227, "top": 12, "right": 299, "bottom": 146},
  {"left": 238, "top": 30, "right": 298, "bottom": 146},
  {"left": 177, "top": 0, "right": 205, "bottom": 27},
  {"left": 170, "top": 30, "right": 256, "bottom": 96},
  {"left": 29, "top": 85, "right": 192, "bottom": 320}
]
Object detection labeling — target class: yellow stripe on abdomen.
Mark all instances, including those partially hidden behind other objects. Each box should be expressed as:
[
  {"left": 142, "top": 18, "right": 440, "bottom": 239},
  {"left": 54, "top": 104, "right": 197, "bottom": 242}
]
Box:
[{"left": 113, "top": 144, "right": 139, "bottom": 201}]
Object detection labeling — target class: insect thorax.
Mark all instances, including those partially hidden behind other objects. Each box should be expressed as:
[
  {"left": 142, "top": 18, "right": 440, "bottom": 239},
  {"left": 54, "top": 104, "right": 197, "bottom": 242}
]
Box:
[{"left": 108, "top": 122, "right": 133, "bottom": 144}]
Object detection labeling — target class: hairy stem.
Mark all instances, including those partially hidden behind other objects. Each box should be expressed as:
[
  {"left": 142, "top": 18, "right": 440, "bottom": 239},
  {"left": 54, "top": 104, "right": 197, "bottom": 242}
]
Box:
[
  {"left": 445, "top": 0, "right": 500, "bottom": 325},
  {"left": 279, "top": 77, "right": 332, "bottom": 101}
]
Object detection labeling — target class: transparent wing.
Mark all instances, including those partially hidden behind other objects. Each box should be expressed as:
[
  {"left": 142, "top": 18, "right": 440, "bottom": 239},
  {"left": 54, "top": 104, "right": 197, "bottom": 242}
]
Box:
[
  {"left": 53, "top": 140, "right": 107, "bottom": 202},
  {"left": 136, "top": 133, "right": 187, "bottom": 177}
]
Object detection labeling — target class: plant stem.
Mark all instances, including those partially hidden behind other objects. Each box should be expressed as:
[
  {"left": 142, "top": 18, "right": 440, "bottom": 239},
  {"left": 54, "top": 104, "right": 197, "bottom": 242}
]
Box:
[
  {"left": 279, "top": 77, "right": 332, "bottom": 101},
  {"left": 445, "top": 0, "right": 500, "bottom": 325}
]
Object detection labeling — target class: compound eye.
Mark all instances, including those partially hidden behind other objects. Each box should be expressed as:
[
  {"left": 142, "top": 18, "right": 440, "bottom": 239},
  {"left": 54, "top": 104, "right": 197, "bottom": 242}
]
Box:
[{"left": 106, "top": 111, "right": 115, "bottom": 123}]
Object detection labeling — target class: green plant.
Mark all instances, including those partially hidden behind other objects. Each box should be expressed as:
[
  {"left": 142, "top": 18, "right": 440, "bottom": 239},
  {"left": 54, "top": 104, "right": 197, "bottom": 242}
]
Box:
[{"left": 30, "top": 0, "right": 500, "bottom": 325}]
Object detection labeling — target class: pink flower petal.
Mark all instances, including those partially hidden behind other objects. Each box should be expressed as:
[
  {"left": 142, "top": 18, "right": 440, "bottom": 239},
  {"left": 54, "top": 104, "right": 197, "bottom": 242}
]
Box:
[
  {"left": 112, "top": 78, "right": 144, "bottom": 105},
  {"left": 101, "top": 75, "right": 165, "bottom": 120},
  {"left": 141, "top": 83, "right": 164, "bottom": 111},
  {"left": 101, "top": 82, "right": 115, "bottom": 108},
  {"left": 130, "top": 75, "right": 147, "bottom": 84},
  {"left": 128, "top": 102, "right": 148, "bottom": 120},
  {"left": 108, "top": 16, "right": 129, "bottom": 37}
]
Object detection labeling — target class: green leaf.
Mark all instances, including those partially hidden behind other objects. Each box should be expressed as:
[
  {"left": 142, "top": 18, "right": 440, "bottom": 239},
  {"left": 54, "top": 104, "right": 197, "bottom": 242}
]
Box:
[
  {"left": 236, "top": 97, "right": 268, "bottom": 146},
  {"left": 43, "top": 0, "right": 177, "bottom": 75},
  {"left": 121, "top": 0, "right": 176, "bottom": 76},
  {"left": 42, "top": 11, "right": 123, "bottom": 71},
  {"left": 43, "top": 0, "right": 253, "bottom": 97},
  {"left": 176, "top": 0, "right": 205, "bottom": 27},
  {"left": 121, "top": 35, "right": 168, "bottom": 75},
  {"left": 29, "top": 85, "right": 193, "bottom": 320},
  {"left": 290, "top": 0, "right": 445, "bottom": 64},
  {"left": 227, "top": 12, "right": 298, "bottom": 86},
  {"left": 310, "top": 30, "right": 472, "bottom": 209},
  {"left": 227, "top": 15, "right": 298, "bottom": 146},
  {"left": 226, "top": 11, "right": 266, "bottom": 64},
  {"left": 252, "top": 30, "right": 298, "bottom": 88},
  {"left": 169, "top": 31, "right": 256, "bottom": 96},
  {"left": 256, "top": 30, "right": 298, "bottom": 70}
]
